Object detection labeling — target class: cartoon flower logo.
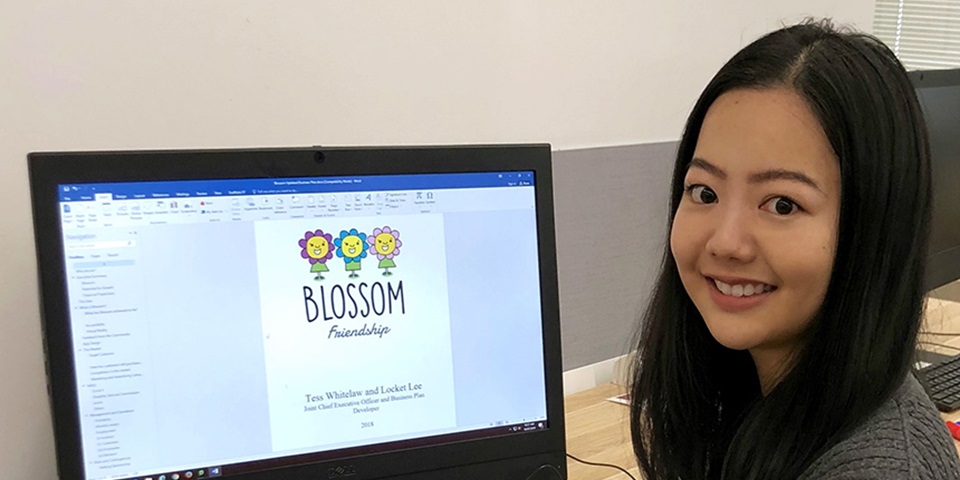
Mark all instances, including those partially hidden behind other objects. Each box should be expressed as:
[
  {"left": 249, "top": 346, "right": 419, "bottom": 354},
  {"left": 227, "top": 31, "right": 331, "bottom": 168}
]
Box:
[
  {"left": 299, "top": 230, "right": 334, "bottom": 280},
  {"left": 368, "top": 226, "right": 402, "bottom": 276},
  {"left": 335, "top": 228, "right": 367, "bottom": 278}
]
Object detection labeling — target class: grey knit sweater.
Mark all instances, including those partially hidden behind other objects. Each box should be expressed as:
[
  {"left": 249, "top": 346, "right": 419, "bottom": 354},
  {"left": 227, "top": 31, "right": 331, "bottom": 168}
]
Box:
[{"left": 798, "top": 374, "right": 960, "bottom": 479}]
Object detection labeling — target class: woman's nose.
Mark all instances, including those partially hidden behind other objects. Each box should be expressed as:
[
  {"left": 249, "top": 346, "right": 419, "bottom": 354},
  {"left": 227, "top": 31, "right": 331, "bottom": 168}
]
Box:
[{"left": 705, "top": 208, "right": 757, "bottom": 263}]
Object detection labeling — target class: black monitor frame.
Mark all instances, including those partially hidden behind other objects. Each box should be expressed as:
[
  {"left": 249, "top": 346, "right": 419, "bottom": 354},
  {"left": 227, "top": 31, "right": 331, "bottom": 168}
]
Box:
[
  {"left": 909, "top": 69, "right": 960, "bottom": 291},
  {"left": 28, "top": 145, "right": 566, "bottom": 480}
]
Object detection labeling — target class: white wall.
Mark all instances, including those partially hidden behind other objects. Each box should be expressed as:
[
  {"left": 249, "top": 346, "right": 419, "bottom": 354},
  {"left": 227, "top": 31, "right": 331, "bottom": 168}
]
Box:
[{"left": 0, "top": 2, "right": 873, "bottom": 478}]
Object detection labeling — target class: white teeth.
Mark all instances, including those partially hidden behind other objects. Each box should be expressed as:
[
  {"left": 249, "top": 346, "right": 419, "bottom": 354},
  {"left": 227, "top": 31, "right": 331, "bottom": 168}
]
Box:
[{"left": 714, "top": 279, "right": 773, "bottom": 297}]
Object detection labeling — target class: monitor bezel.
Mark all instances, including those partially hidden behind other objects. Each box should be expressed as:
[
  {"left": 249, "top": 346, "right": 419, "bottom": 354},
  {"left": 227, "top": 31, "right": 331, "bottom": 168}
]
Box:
[
  {"left": 28, "top": 144, "right": 566, "bottom": 480},
  {"left": 909, "top": 68, "right": 960, "bottom": 89}
]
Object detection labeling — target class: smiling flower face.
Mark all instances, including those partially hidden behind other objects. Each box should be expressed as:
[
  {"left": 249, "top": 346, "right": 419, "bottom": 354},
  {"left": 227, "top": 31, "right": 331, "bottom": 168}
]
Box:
[
  {"left": 299, "top": 230, "right": 333, "bottom": 264},
  {"left": 335, "top": 228, "right": 368, "bottom": 263},
  {"left": 341, "top": 235, "right": 364, "bottom": 258},
  {"left": 368, "top": 226, "right": 402, "bottom": 260},
  {"left": 306, "top": 236, "right": 330, "bottom": 260}
]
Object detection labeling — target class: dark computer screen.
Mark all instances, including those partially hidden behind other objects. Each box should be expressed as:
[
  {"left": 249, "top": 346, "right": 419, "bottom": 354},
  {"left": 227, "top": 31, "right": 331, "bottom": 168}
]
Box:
[{"left": 911, "top": 69, "right": 960, "bottom": 291}]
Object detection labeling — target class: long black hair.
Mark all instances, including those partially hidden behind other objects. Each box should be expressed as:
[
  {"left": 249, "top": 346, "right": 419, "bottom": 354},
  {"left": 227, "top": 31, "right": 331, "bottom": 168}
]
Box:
[{"left": 629, "top": 19, "right": 932, "bottom": 480}]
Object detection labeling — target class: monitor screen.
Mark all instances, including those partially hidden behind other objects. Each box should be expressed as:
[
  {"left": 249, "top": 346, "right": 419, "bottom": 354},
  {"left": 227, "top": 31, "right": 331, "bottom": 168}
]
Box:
[
  {"left": 911, "top": 69, "right": 960, "bottom": 291},
  {"left": 29, "top": 146, "right": 565, "bottom": 480}
]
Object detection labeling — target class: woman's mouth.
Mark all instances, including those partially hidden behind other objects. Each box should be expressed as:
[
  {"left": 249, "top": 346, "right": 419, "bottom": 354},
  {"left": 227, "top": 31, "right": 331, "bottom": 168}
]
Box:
[
  {"left": 712, "top": 278, "right": 776, "bottom": 297},
  {"left": 705, "top": 276, "right": 778, "bottom": 312}
]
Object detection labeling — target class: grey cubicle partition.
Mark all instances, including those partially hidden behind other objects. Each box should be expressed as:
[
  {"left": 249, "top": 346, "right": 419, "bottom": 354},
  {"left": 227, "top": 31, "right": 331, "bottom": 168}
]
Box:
[{"left": 553, "top": 142, "right": 677, "bottom": 370}]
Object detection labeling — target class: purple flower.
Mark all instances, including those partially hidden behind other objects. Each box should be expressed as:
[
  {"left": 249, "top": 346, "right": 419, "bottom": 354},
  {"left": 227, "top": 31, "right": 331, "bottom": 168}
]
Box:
[
  {"left": 367, "top": 226, "right": 402, "bottom": 260},
  {"left": 299, "top": 230, "right": 334, "bottom": 264}
]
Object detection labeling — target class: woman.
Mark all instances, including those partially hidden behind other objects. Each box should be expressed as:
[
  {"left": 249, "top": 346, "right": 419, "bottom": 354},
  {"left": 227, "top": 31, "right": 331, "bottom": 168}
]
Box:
[{"left": 629, "top": 20, "right": 960, "bottom": 479}]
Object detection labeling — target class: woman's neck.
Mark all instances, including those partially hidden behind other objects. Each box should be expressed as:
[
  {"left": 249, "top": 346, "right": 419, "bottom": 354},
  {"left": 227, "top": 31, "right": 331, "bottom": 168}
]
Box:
[{"left": 750, "top": 344, "right": 800, "bottom": 396}]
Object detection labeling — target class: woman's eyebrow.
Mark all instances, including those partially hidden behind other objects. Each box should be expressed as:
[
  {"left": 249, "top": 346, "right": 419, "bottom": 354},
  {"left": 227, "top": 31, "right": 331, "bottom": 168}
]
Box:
[
  {"left": 748, "top": 168, "right": 823, "bottom": 193},
  {"left": 689, "top": 157, "right": 726, "bottom": 179},
  {"left": 689, "top": 157, "right": 824, "bottom": 194}
]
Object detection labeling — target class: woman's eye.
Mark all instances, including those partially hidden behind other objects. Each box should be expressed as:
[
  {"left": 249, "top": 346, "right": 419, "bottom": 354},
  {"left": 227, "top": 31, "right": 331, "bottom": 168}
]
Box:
[
  {"left": 686, "top": 185, "right": 717, "bottom": 204},
  {"left": 762, "top": 196, "right": 799, "bottom": 215}
]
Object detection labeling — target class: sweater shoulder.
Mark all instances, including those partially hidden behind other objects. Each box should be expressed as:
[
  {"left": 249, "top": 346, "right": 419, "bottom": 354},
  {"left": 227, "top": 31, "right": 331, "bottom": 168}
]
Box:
[{"left": 799, "top": 375, "right": 960, "bottom": 479}]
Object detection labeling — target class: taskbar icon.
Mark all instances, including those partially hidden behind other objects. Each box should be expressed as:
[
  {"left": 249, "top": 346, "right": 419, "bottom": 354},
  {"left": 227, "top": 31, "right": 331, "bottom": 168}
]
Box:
[{"left": 137, "top": 466, "right": 219, "bottom": 480}]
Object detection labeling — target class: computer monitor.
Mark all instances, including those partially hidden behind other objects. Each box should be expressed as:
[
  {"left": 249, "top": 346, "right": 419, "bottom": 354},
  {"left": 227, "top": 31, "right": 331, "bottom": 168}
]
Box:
[
  {"left": 28, "top": 145, "right": 566, "bottom": 480},
  {"left": 911, "top": 69, "right": 960, "bottom": 292}
]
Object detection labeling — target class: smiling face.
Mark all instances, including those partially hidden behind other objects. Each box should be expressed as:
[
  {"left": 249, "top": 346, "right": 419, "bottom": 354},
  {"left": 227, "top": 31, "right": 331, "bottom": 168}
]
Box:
[
  {"left": 670, "top": 87, "right": 841, "bottom": 389},
  {"left": 341, "top": 235, "right": 364, "bottom": 258},
  {"left": 306, "top": 236, "right": 329, "bottom": 260},
  {"left": 375, "top": 233, "right": 397, "bottom": 255}
]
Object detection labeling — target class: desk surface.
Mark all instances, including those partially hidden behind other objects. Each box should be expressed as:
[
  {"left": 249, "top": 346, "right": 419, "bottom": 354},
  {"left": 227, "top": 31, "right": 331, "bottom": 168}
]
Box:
[
  {"left": 564, "top": 296, "right": 960, "bottom": 480},
  {"left": 564, "top": 383, "right": 638, "bottom": 480},
  {"left": 926, "top": 297, "right": 960, "bottom": 448}
]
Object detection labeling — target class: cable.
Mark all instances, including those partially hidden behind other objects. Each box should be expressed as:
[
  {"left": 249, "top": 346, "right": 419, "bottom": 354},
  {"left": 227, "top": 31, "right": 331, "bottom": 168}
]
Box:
[
  {"left": 522, "top": 454, "right": 638, "bottom": 480},
  {"left": 522, "top": 463, "right": 565, "bottom": 480},
  {"left": 920, "top": 332, "right": 960, "bottom": 336},
  {"left": 919, "top": 341, "right": 960, "bottom": 352},
  {"left": 566, "top": 452, "right": 638, "bottom": 480}
]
